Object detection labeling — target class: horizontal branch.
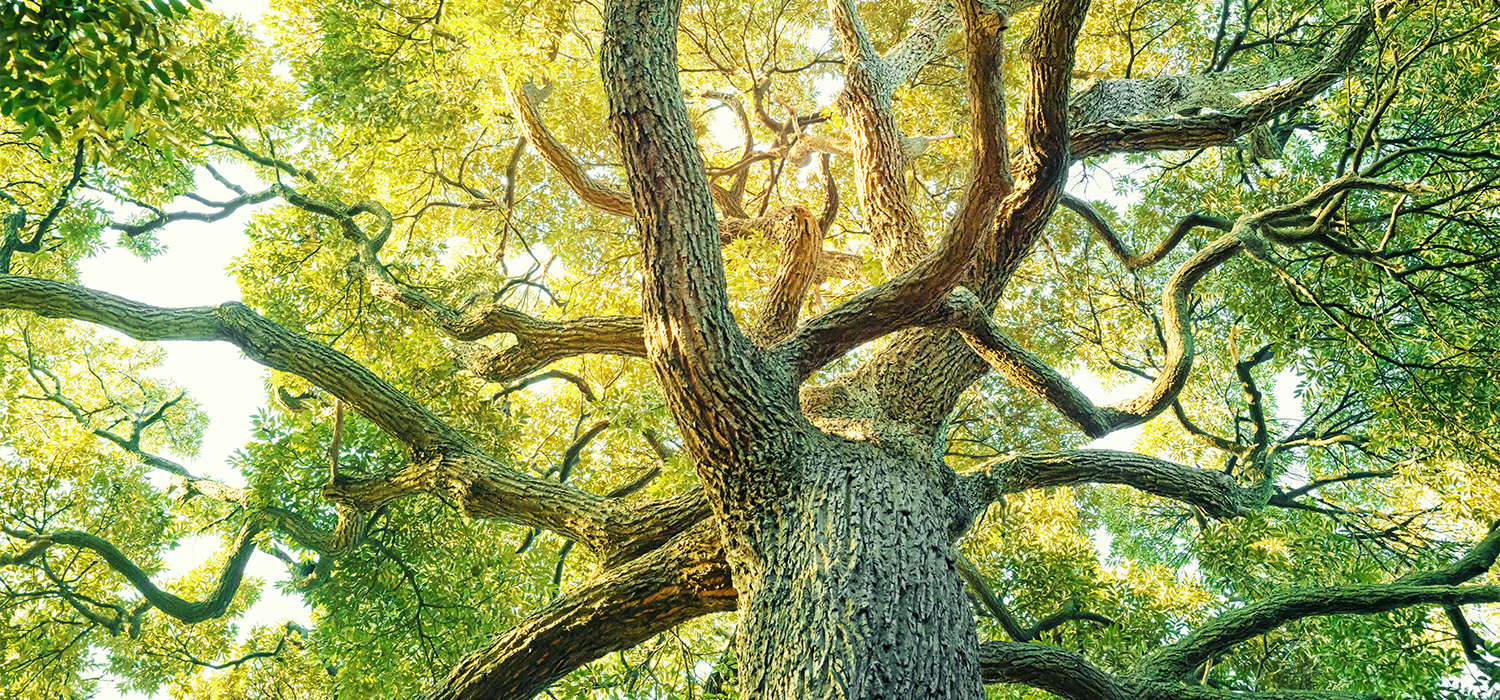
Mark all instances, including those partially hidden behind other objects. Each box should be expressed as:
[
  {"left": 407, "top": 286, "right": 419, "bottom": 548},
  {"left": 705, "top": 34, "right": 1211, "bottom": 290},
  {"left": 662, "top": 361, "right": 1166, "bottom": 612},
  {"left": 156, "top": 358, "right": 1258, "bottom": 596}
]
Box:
[
  {"left": 1134, "top": 583, "right": 1500, "bottom": 682},
  {"left": 110, "top": 187, "right": 281, "bottom": 238},
  {"left": 451, "top": 314, "right": 645, "bottom": 384},
  {"left": 1070, "top": 0, "right": 1397, "bottom": 160},
  {"left": 0, "top": 274, "right": 462, "bottom": 453},
  {"left": 1060, "top": 195, "right": 1232, "bottom": 270},
  {"left": 964, "top": 449, "right": 1249, "bottom": 518},
  {"left": 1067, "top": 51, "right": 1316, "bottom": 126},
  {"left": 0, "top": 274, "right": 682, "bottom": 560},
  {"left": 980, "top": 641, "right": 1381, "bottom": 699}
]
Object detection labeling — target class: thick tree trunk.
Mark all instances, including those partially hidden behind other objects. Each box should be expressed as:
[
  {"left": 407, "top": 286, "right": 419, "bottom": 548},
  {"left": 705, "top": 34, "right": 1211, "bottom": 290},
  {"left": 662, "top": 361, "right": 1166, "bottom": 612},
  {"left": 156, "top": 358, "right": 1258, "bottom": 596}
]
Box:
[{"left": 734, "top": 435, "right": 982, "bottom": 699}]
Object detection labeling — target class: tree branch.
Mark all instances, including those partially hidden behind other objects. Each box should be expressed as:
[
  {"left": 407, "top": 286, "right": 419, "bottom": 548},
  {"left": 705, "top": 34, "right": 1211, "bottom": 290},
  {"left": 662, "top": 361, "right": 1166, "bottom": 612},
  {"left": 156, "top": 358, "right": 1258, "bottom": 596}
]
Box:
[
  {"left": 957, "top": 228, "right": 1243, "bottom": 438},
  {"left": 497, "top": 76, "right": 634, "bottom": 217},
  {"left": 0, "top": 140, "right": 87, "bottom": 273},
  {"left": 827, "top": 0, "right": 930, "bottom": 274},
  {"left": 2, "top": 521, "right": 263, "bottom": 625},
  {"left": 1071, "top": 0, "right": 1400, "bottom": 160},
  {"left": 426, "top": 519, "right": 733, "bottom": 700},
  {"left": 0, "top": 274, "right": 689, "bottom": 562},
  {"left": 1135, "top": 583, "right": 1500, "bottom": 683},
  {"left": 1060, "top": 195, "right": 1232, "bottom": 270},
  {"left": 748, "top": 205, "right": 823, "bottom": 346},
  {"left": 491, "top": 369, "right": 597, "bottom": 403},
  {"left": 600, "top": 0, "right": 802, "bottom": 478},
  {"left": 963, "top": 449, "right": 1249, "bottom": 518},
  {"left": 110, "top": 187, "right": 280, "bottom": 238},
  {"left": 980, "top": 641, "right": 1382, "bottom": 699},
  {"left": 1068, "top": 51, "right": 1317, "bottom": 126}
]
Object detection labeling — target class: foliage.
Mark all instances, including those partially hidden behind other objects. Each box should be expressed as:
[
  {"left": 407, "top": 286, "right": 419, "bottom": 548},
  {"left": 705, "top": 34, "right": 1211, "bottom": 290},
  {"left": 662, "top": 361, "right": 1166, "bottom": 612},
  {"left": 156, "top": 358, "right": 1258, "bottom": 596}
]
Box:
[{"left": 1, "top": 0, "right": 1500, "bottom": 698}]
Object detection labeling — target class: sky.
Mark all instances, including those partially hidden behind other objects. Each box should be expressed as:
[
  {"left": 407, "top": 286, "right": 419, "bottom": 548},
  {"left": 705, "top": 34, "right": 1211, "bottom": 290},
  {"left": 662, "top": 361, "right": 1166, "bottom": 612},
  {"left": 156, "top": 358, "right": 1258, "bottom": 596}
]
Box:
[{"left": 73, "top": 3, "right": 297, "bottom": 696}]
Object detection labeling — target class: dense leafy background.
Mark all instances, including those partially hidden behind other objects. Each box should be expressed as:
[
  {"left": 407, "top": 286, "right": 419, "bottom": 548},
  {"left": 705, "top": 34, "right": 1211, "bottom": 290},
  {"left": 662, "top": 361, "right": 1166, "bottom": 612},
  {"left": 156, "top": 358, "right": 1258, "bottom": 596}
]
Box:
[{"left": 2, "top": 0, "right": 1499, "bottom": 698}]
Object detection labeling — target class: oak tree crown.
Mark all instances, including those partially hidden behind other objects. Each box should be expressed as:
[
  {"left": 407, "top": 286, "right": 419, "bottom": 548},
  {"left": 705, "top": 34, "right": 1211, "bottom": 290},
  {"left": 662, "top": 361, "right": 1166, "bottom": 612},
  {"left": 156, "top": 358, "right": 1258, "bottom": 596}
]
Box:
[{"left": 3, "top": 0, "right": 1500, "bottom": 698}]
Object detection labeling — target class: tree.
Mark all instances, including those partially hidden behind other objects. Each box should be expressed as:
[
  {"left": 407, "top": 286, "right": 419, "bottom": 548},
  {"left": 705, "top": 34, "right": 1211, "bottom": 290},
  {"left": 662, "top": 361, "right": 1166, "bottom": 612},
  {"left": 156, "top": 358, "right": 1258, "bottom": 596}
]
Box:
[{"left": 3, "top": 0, "right": 1500, "bottom": 697}]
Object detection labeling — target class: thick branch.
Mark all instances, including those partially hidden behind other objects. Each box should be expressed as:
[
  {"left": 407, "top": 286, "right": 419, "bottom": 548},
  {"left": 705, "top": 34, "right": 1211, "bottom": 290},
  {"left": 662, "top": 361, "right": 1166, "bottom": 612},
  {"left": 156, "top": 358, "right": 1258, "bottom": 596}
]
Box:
[
  {"left": 0, "top": 274, "right": 670, "bottom": 560},
  {"left": 880, "top": 0, "right": 1044, "bottom": 94},
  {"left": 827, "top": 0, "right": 931, "bottom": 273},
  {"left": 749, "top": 205, "right": 823, "bottom": 345},
  {"left": 979, "top": 642, "right": 1129, "bottom": 700},
  {"left": 980, "top": 641, "right": 1381, "bottom": 699},
  {"left": 943, "top": 0, "right": 1011, "bottom": 255},
  {"left": 451, "top": 314, "right": 645, "bottom": 384},
  {"left": 1068, "top": 53, "right": 1316, "bottom": 126},
  {"left": 964, "top": 449, "right": 1249, "bottom": 518},
  {"left": 498, "top": 76, "right": 634, "bottom": 217},
  {"left": 1071, "top": 0, "right": 1399, "bottom": 160},
  {"left": 979, "top": 0, "right": 1089, "bottom": 299},
  {"left": 426, "top": 519, "right": 733, "bottom": 700},
  {"left": 601, "top": 0, "right": 800, "bottom": 475}
]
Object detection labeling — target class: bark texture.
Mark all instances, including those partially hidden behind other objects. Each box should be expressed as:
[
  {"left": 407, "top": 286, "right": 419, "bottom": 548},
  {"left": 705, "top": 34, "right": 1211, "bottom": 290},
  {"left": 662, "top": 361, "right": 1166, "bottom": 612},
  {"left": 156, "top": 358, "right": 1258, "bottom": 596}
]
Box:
[{"left": 0, "top": 0, "right": 1462, "bottom": 698}]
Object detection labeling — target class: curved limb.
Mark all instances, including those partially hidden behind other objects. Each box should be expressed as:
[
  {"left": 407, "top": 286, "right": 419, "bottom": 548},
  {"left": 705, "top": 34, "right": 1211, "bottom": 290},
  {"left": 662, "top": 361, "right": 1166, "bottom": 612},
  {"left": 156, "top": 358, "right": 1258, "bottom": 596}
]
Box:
[
  {"left": 2, "top": 521, "right": 263, "bottom": 626},
  {"left": 497, "top": 75, "right": 634, "bottom": 217},
  {"left": 748, "top": 205, "right": 823, "bottom": 346},
  {"left": 1134, "top": 524, "right": 1500, "bottom": 681},
  {"left": 1135, "top": 583, "right": 1500, "bottom": 683},
  {"left": 955, "top": 228, "right": 1243, "bottom": 438},
  {"left": 980, "top": 525, "right": 1500, "bottom": 698},
  {"left": 1060, "top": 195, "right": 1232, "bottom": 270}
]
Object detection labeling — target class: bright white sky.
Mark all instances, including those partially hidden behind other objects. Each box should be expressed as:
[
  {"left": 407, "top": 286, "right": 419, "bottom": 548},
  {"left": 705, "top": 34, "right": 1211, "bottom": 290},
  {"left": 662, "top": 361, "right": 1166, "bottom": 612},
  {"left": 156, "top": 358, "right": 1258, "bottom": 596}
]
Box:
[{"left": 75, "top": 3, "right": 298, "bottom": 697}]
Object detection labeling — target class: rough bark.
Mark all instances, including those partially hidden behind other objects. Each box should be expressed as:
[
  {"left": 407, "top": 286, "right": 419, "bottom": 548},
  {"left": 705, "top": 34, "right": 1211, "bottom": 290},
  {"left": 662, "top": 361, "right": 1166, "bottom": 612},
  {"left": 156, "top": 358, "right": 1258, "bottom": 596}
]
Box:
[
  {"left": 0, "top": 0, "right": 1452, "bottom": 697},
  {"left": 734, "top": 435, "right": 983, "bottom": 699},
  {"left": 426, "top": 520, "right": 734, "bottom": 700},
  {"left": 0, "top": 274, "right": 700, "bottom": 566}
]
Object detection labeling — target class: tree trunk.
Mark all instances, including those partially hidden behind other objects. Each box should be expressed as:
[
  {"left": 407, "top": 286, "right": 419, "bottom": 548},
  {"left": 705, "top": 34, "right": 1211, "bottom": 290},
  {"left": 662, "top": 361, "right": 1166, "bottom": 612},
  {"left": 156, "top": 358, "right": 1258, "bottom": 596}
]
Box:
[{"left": 734, "top": 435, "right": 982, "bottom": 699}]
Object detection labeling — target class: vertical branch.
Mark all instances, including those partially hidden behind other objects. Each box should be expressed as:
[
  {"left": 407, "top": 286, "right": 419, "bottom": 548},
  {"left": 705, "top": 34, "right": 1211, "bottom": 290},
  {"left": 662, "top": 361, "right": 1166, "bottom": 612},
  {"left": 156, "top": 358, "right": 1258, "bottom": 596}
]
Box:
[
  {"left": 328, "top": 400, "right": 346, "bottom": 481},
  {"left": 749, "top": 206, "right": 824, "bottom": 346},
  {"left": 827, "top": 0, "right": 930, "bottom": 274},
  {"left": 969, "top": 0, "right": 1090, "bottom": 306},
  {"left": 944, "top": 0, "right": 1011, "bottom": 249},
  {"left": 600, "top": 0, "right": 801, "bottom": 477}
]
